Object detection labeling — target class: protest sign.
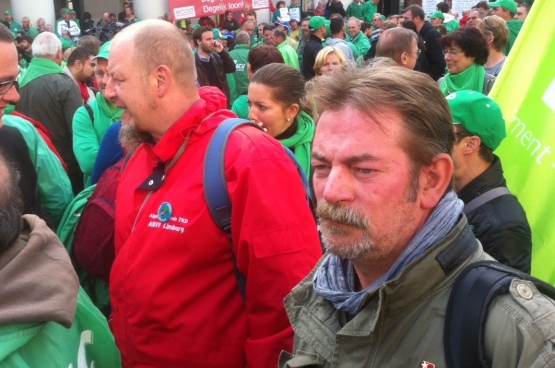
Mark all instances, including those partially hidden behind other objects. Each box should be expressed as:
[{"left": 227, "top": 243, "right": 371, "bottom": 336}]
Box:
[{"left": 170, "top": 0, "right": 268, "bottom": 20}]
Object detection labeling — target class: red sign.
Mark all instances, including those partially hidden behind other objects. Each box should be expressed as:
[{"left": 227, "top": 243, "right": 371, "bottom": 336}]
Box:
[{"left": 169, "top": 0, "right": 269, "bottom": 20}]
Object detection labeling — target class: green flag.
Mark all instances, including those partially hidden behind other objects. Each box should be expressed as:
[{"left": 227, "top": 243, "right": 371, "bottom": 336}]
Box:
[{"left": 490, "top": 0, "right": 555, "bottom": 284}]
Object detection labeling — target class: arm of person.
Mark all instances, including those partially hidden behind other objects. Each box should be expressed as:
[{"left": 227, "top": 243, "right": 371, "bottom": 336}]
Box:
[
  {"left": 356, "top": 34, "right": 371, "bottom": 57},
  {"left": 73, "top": 105, "right": 100, "bottom": 176},
  {"left": 219, "top": 48, "right": 237, "bottom": 74},
  {"left": 227, "top": 128, "right": 322, "bottom": 367}
]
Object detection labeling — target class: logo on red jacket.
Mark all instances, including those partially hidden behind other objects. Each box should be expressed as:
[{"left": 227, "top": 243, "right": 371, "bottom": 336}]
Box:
[
  {"left": 158, "top": 202, "right": 173, "bottom": 223},
  {"left": 420, "top": 361, "right": 435, "bottom": 368}
]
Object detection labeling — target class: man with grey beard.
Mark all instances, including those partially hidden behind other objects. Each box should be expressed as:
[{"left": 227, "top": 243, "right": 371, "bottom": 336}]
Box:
[{"left": 279, "top": 66, "right": 555, "bottom": 368}]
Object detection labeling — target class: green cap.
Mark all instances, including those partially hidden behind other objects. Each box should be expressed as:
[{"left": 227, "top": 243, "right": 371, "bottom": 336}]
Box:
[
  {"left": 308, "top": 16, "right": 330, "bottom": 32},
  {"left": 4, "top": 9, "right": 12, "bottom": 15},
  {"left": 62, "top": 9, "right": 71, "bottom": 15},
  {"left": 192, "top": 24, "right": 201, "bottom": 30},
  {"left": 446, "top": 90, "right": 507, "bottom": 151},
  {"left": 93, "top": 41, "right": 111, "bottom": 60},
  {"left": 69, "top": 10, "right": 76, "bottom": 15},
  {"left": 429, "top": 11, "right": 445, "bottom": 19},
  {"left": 212, "top": 29, "right": 227, "bottom": 40},
  {"left": 488, "top": 0, "right": 517, "bottom": 13}
]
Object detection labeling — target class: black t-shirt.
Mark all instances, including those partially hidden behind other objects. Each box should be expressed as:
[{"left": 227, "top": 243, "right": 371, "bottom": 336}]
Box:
[{"left": 0, "top": 125, "right": 43, "bottom": 218}]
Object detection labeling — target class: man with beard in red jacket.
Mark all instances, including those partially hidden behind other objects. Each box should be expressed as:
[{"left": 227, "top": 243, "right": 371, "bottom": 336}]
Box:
[{"left": 103, "top": 19, "right": 322, "bottom": 368}]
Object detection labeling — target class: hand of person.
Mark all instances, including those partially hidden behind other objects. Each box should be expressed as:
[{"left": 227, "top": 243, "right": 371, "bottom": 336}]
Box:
[{"left": 214, "top": 40, "right": 224, "bottom": 53}]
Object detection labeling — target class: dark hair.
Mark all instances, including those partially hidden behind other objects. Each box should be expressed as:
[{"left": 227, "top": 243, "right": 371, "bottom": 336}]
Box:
[
  {"left": 404, "top": 5, "right": 425, "bottom": 21},
  {"left": 361, "top": 22, "right": 372, "bottom": 33},
  {"left": 67, "top": 46, "right": 95, "bottom": 67},
  {"left": 0, "top": 150, "right": 24, "bottom": 254},
  {"left": 330, "top": 16, "right": 344, "bottom": 35},
  {"left": 0, "top": 23, "right": 13, "bottom": 42},
  {"left": 276, "top": 1, "right": 286, "bottom": 8},
  {"left": 109, "top": 13, "right": 116, "bottom": 18},
  {"left": 475, "top": 1, "right": 490, "bottom": 11},
  {"left": 273, "top": 28, "right": 286, "bottom": 41},
  {"left": 76, "top": 35, "right": 101, "bottom": 55},
  {"left": 250, "top": 63, "right": 306, "bottom": 112},
  {"left": 434, "top": 24, "right": 447, "bottom": 36},
  {"left": 84, "top": 12, "right": 92, "bottom": 20},
  {"left": 518, "top": 3, "right": 531, "bottom": 12},
  {"left": 263, "top": 24, "right": 276, "bottom": 33},
  {"left": 399, "top": 20, "right": 417, "bottom": 32},
  {"left": 193, "top": 25, "right": 213, "bottom": 45},
  {"left": 225, "top": 10, "right": 233, "bottom": 17},
  {"left": 436, "top": 2, "right": 450, "bottom": 13},
  {"left": 442, "top": 27, "right": 489, "bottom": 65},
  {"left": 15, "top": 36, "right": 24, "bottom": 44},
  {"left": 455, "top": 125, "right": 494, "bottom": 163},
  {"left": 247, "top": 45, "right": 285, "bottom": 73},
  {"left": 289, "top": 19, "right": 298, "bottom": 25}
]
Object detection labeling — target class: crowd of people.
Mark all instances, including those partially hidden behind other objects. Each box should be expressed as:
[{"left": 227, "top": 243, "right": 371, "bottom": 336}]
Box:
[{"left": 0, "top": 0, "right": 552, "bottom": 366}]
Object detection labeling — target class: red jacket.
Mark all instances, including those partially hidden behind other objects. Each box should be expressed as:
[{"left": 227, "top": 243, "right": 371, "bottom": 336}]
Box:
[{"left": 110, "top": 87, "right": 322, "bottom": 367}]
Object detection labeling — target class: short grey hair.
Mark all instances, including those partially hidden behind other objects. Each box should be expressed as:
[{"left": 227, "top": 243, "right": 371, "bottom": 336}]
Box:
[
  {"left": 32, "top": 32, "right": 62, "bottom": 58},
  {"left": 348, "top": 17, "right": 361, "bottom": 25},
  {"left": 236, "top": 31, "right": 250, "bottom": 45},
  {"left": 22, "top": 17, "right": 30, "bottom": 22}
]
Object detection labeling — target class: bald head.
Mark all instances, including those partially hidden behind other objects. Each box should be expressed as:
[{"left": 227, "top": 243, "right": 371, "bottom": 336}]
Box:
[{"left": 112, "top": 20, "right": 196, "bottom": 90}]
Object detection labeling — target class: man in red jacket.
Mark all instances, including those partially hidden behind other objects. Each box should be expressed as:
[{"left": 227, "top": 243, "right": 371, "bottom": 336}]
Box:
[{"left": 103, "top": 19, "right": 322, "bottom": 368}]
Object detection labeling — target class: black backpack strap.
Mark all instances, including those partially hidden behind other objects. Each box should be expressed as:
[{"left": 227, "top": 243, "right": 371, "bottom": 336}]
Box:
[
  {"left": 444, "top": 260, "right": 555, "bottom": 368},
  {"left": 84, "top": 104, "right": 94, "bottom": 126},
  {"left": 463, "top": 187, "right": 511, "bottom": 216}
]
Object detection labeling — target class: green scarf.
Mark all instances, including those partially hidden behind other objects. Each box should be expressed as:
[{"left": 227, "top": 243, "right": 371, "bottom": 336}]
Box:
[
  {"left": 96, "top": 92, "right": 124, "bottom": 121},
  {"left": 19, "top": 58, "right": 63, "bottom": 88},
  {"left": 280, "top": 110, "right": 314, "bottom": 175},
  {"left": 440, "top": 63, "right": 486, "bottom": 96}
]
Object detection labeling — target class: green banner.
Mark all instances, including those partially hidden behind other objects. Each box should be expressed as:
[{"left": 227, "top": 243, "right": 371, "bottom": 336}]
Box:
[{"left": 490, "top": 0, "right": 555, "bottom": 284}]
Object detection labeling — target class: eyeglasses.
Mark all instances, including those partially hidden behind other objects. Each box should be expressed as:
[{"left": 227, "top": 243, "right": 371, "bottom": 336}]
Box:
[
  {"left": 409, "top": 48, "right": 421, "bottom": 55},
  {"left": 443, "top": 49, "right": 463, "bottom": 57},
  {"left": 455, "top": 132, "right": 474, "bottom": 138},
  {"left": 0, "top": 72, "right": 20, "bottom": 96}
]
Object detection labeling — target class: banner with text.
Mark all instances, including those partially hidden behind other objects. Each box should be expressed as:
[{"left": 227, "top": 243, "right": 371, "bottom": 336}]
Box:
[
  {"left": 489, "top": 0, "right": 555, "bottom": 285},
  {"left": 170, "top": 0, "right": 269, "bottom": 20}
]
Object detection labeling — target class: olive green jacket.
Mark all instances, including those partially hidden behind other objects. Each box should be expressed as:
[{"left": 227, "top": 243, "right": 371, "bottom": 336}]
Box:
[{"left": 280, "top": 217, "right": 555, "bottom": 368}]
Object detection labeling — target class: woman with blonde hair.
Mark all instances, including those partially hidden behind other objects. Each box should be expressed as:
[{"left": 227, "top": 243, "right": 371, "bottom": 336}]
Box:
[{"left": 314, "top": 46, "right": 347, "bottom": 76}]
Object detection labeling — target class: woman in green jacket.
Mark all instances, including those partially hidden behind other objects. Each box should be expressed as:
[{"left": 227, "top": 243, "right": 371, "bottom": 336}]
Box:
[{"left": 247, "top": 63, "right": 314, "bottom": 175}]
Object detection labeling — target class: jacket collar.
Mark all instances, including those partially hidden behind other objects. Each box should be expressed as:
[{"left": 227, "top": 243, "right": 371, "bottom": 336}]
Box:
[{"left": 457, "top": 155, "right": 506, "bottom": 204}]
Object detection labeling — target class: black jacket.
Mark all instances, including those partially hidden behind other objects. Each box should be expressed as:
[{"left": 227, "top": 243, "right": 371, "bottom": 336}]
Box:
[
  {"left": 302, "top": 34, "right": 324, "bottom": 80},
  {"left": 195, "top": 50, "right": 236, "bottom": 107},
  {"left": 326, "top": 0, "right": 346, "bottom": 18},
  {"left": 417, "top": 21, "right": 446, "bottom": 81},
  {"left": 458, "top": 155, "right": 532, "bottom": 273}
]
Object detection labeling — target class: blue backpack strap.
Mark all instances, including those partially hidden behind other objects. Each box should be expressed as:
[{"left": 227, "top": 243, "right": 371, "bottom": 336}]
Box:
[
  {"left": 204, "top": 118, "right": 261, "bottom": 301},
  {"left": 204, "top": 118, "right": 261, "bottom": 233},
  {"left": 444, "top": 260, "right": 555, "bottom": 368}
]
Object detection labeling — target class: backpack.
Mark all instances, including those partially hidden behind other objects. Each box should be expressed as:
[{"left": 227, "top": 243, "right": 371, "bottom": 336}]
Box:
[
  {"left": 203, "top": 118, "right": 315, "bottom": 299},
  {"left": 444, "top": 260, "right": 555, "bottom": 368}
]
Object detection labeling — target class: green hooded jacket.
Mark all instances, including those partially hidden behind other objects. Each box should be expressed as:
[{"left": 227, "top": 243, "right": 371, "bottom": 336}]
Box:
[
  {"left": 2, "top": 114, "right": 73, "bottom": 227},
  {"left": 346, "top": 2, "right": 364, "bottom": 20},
  {"left": 279, "top": 111, "right": 314, "bottom": 175},
  {"left": 231, "top": 94, "right": 250, "bottom": 120},
  {"left": 347, "top": 31, "right": 370, "bottom": 59},
  {"left": 362, "top": 2, "right": 377, "bottom": 23},
  {"left": 73, "top": 93, "right": 123, "bottom": 186},
  {"left": 505, "top": 19, "right": 524, "bottom": 56},
  {"left": 277, "top": 40, "right": 301, "bottom": 70},
  {"left": 228, "top": 44, "right": 251, "bottom": 96},
  {"left": 0, "top": 215, "right": 121, "bottom": 367}
]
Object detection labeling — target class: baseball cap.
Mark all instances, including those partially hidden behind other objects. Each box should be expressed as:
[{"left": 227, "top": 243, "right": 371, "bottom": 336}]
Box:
[
  {"left": 446, "top": 90, "right": 507, "bottom": 151},
  {"left": 429, "top": 11, "right": 445, "bottom": 19},
  {"left": 488, "top": 0, "right": 517, "bottom": 13},
  {"left": 62, "top": 9, "right": 71, "bottom": 15},
  {"left": 69, "top": 10, "right": 76, "bottom": 15},
  {"left": 93, "top": 41, "right": 112, "bottom": 61},
  {"left": 212, "top": 29, "right": 228, "bottom": 40},
  {"left": 274, "top": 21, "right": 291, "bottom": 32},
  {"left": 4, "top": 10, "right": 12, "bottom": 15},
  {"left": 309, "top": 16, "right": 330, "bottom": 32},
  {"left": 192, "top": 24, "right": 201, "bottom": 30}
]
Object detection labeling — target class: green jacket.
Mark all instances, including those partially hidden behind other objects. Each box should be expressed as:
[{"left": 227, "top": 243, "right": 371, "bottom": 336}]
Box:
[
  {"left": 362, "top": 2, "right": 377, "bottom": 23},
  {"left": 505, "top": 19, "right": 524, "bottom": 56},
  {"left": 228, "top": 44, "right": 250, "bottom": 96},
  {"left": 347, "top": 31, "right": 370, "bottom": 58},
  {"left": 279, "top": 111, "right": 314, "bottom": 175},
  {"left": 444, "top": 18, "right": 460, "bottom": 33},
  {"left": 73, "top": 93, "right": 123, "bottom": 186},
  {"left": 277, "top": 40, "right": 301, "bottom": 70},
  {"left": 281, "top": 217, "right": 555, "bottom": 367},
  {"left": 2, "top": 114, "right": 73, "bottom": 227},
  {"left": 22, "top": 27, "right": 39, "bottom": 38},
  {"left": 231, "top": 94, "right": 250, "bottom": 119},
  {"left": 346, "top": 2, "right": 364, "bottom": 20},
  {"left": 8, "top": 21, "right": 21, "bottom": 34},
  {"left": 0, "top": 215, "right": 121, "bottom": 367}
]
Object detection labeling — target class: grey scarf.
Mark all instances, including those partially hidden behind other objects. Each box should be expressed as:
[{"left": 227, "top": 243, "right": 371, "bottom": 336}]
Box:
[{"left": 313, "top": 191, "right": 463, "bottom": 316}]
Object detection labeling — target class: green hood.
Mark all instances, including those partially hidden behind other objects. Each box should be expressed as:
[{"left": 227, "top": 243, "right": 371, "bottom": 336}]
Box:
[
  {"left": 19, "top": 58, "right": 63, "bottom": 88},
  {"left": 279, "top": 110, "right": 314, "bottom": 175}
]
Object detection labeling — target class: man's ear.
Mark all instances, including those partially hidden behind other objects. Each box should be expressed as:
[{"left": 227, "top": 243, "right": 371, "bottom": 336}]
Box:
[
  {"left": 153, "top": 65, "right": 173, "bottom": 97},
  {"left": 419, "top": 153, "right": 454, "bottom": 210},
  {"left": 462, "top": 136, "right": 482, "bottom": 155}
]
